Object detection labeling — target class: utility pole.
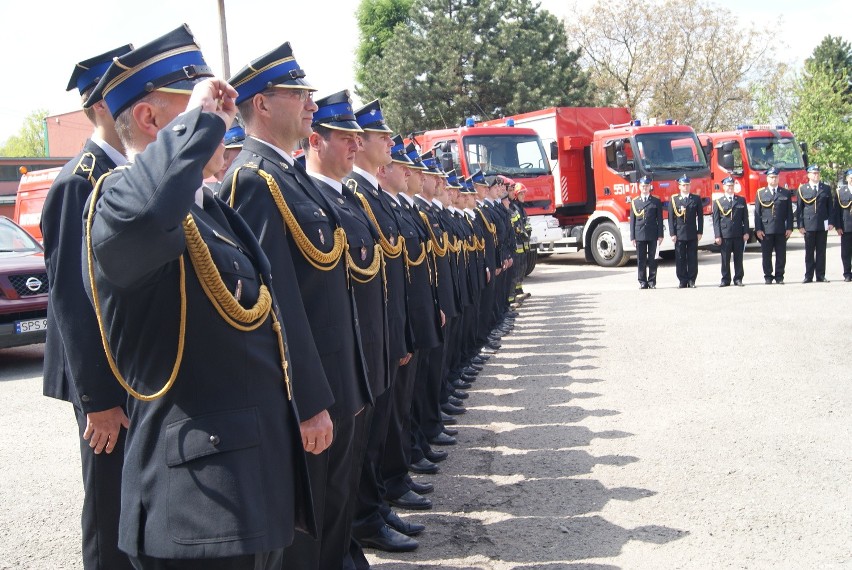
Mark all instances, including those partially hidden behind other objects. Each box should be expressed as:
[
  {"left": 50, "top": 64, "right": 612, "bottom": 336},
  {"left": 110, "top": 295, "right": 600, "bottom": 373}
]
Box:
[{"left": 216, "top": 0, "right": 231, "bottom": 78}]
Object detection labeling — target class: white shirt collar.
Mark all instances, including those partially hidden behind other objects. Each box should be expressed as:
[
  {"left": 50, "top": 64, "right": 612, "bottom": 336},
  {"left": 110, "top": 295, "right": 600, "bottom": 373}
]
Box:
[
  {"left": 308, "top": 171, "right": 343, "bottom": 194},
  {"left": 399, "top": 193, "right": 415, "bottom": 206},
  {"left": 464, "top": 207, "right": 475, "bottom": 216},
  {"left": 195, "top": 185, "right": 216, "bottom": 208},
  {"left": 352, "top": 166, "right": 379, "bottom": 190},
  {"left": 250, "top": 136, "right": 294, "bottom": 166},
  {"left": 432, "top": 198, "right": 444, "bottom": 209},
  {"left": 382, "top": 188, "right": 401, "bottom": 205},
  {"left": 90, "top": 135, "right": 127, "bottom": 166}
]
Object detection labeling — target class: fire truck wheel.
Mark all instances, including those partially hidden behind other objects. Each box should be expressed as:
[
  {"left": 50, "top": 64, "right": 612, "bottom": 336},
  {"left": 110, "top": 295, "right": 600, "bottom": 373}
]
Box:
[
  {"left": 590, "top": 222, "right": 629, "bottom": 267},
  {"left": 525, "top": 252, "right": 537, "bottom": 276}
]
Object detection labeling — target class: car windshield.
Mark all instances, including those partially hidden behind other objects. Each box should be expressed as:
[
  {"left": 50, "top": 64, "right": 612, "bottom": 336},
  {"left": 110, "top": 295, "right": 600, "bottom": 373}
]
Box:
[
  {"left": 744, "top": 137, "right": 805, "bottom": 170},
  {"left": 635, "top": 132, "right": 708, "bottom": 171},
  {"left": 463, "top": 134, "right": 550, "bottom": 177},
  {"left": 0, "top": 219, "right": 41, "bottom": 253}
]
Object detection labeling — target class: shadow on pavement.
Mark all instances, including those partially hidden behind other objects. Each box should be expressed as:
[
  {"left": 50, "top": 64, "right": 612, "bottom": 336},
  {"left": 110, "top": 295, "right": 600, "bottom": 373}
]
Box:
[{"left": 368, "top": 294, "right": 687, "bottom": 569}]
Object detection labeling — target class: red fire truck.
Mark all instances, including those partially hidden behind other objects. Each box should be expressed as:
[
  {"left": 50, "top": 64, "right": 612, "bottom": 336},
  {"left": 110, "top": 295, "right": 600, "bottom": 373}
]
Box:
[
  {"left": 14, "top": 167, "right": 60, "bottom": 243},
  {"left": 420, "top": 107, "right": 714, "bottom": 266},
  {"left": 699, "top": 125, "right": 809, "bottom": 230}
]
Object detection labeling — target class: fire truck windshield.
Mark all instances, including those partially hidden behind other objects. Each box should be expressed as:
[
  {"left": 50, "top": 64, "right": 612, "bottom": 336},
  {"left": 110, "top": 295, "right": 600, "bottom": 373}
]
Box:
[
  {"left": 635, "top": 132, "right": 708, "bottom": 171},
  {"left": 462, "top": 134, "right": 549, "bottom": 177},
  {"left": 743, "top": 137, "right": 805, "bottom": 171}
]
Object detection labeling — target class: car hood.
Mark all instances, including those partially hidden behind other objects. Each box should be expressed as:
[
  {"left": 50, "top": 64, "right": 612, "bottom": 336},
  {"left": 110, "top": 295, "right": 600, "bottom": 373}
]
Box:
[{"left": 0, "top": 251, "right": 46, "bottom": 273}]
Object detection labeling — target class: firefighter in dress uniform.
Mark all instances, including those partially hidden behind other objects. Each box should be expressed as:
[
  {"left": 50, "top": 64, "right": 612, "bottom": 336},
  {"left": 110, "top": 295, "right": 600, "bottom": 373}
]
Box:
[
  {"left": 668, "top": 175, "right": 703, "bottom": 288},
  {"left": 833, "top": 169, "right": 852, "bottom": 282},
  {"left": 754, "top": 167, "right": 794, "bottom": 284},
  {"left": 712, "top": 177, "right": 750, "bottom": 286},
  {"left": 796, "top": 164, "right": 834, "bottom": 282},
  {"left": 629, "top": 174, "right": 663, "bottom": 289}
]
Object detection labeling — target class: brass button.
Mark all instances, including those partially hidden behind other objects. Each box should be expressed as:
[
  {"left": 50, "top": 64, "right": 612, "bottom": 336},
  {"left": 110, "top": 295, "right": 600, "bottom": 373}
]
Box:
[
  {"left": 172, "top": 124, "right": 186, "bottom": 134},
  {"left": 209, "top": 435, "right": 220, "bottom": 445}
]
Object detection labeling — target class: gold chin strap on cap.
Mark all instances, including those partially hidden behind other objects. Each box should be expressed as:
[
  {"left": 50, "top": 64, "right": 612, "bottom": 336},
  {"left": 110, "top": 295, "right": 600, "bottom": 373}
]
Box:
[
  {"left": 86, "top": 172, "right": 290, "bottom": 401},
  {"left": 230, "top": 166, "right": 347, "bottom": 273}
]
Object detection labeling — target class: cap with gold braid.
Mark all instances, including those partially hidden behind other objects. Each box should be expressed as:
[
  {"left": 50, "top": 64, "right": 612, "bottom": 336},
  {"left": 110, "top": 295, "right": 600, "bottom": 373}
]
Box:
[
  {"left": 229, "top": 42, "right": 315, "bottom": 105},
  {"left": 67, "top": 44, "right": 134, "bottom": 99},
  {"left": 86, "top": 24, "right": 213, "bottom": 118},
  {"left": 312, "top": 90, "right": 362, "bottom": 132},
  {"left": 354, "top": 99, "right": 393, "bottom": 133}
]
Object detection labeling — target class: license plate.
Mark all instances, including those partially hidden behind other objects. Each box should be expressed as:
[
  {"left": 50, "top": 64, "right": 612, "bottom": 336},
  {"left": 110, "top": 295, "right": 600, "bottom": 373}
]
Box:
[{"left": 15, "top": 318, "right": 47, "bottom": 334}]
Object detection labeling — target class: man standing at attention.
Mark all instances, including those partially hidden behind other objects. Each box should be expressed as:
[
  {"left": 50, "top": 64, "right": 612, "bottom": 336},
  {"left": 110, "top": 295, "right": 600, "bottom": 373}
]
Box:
[
  {"left": 797, "top": 164, "right": 834, "bottom": 283},
  {"left": 754, "top": 167, "right": 793, "bottom": 284},
  {"left": 712, "top": 177, "right": 749, "bottom": 287},
  {"left": 668, "top": 175, "right": 703, "bottom": 288},
  {"left": 629, "top": 175, "right": 663, "bottom": 289}
]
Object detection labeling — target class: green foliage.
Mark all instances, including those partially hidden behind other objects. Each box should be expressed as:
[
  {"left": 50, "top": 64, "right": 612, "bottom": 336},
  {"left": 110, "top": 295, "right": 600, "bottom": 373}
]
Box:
[
  {"left": 355, "top": 0, "right": 414, "bottom": 87},
  {"left": 356, "top": 0, "right": 592, "bottom": 135},
  {"left": 805, "top": 35, "right": 852, "bottom": 104},
  {"left": 0, "top": 109, "right": 48, "bottom": 157},
  {"left": 789, "top": 65, "right": 852, "bottom": 182}
]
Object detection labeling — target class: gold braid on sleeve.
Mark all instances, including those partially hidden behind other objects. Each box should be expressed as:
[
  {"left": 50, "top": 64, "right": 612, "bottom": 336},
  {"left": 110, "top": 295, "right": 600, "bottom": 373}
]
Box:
[{"left": 230, "top": 166, "right": 347, "bottom": 271}]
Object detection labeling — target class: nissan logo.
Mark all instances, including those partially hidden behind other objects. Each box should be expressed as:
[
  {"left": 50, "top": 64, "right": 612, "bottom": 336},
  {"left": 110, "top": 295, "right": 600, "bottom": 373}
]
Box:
[{"left": 25, "top": 277, "right": 43, "bottom": 292}]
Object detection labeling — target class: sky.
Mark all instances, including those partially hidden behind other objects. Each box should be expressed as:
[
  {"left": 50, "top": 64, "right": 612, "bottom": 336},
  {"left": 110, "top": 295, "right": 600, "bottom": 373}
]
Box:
[{"left": 0, "top": 0, "right": 846, "bottom": 144}]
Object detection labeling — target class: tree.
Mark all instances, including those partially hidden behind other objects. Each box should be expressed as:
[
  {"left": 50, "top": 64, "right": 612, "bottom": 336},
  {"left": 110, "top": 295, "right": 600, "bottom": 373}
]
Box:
[
  {"left": 805, "top": 35, "right": 852, "bottom": 104},
  {"left": 567, "top": 0, "right": 785, "bottom": 132},
  {"left": 0, "top": 109, "right": 48, "bottom": 157},
  {"left": 789, "top": 64, "right": 852, "bottom": 182},
  {"left": 356, "top": 0, "right": 592, "bottom": 135},
  {"left": 355, "top": 0, "right": 414, "bottom": 88}
]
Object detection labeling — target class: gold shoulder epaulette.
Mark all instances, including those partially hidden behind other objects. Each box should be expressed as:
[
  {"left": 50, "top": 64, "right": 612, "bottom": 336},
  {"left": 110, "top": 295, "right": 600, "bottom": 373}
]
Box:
[{"left": 74, "top": 152, "right": 98, "bottom": 185}]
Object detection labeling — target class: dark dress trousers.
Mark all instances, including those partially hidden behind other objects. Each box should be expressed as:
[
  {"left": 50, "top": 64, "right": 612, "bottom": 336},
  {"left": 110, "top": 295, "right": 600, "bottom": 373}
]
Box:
[
  {"left": 84, "top": 109, "right": 310, "bottom": 561},
  {"left": 629, "top": 194, "right": 663, "bottom": 286},
  {"left": 712, "top": 195, "right": 749, "bottom": 284},
  {"left": 219, "top": 138, "right": 370, "bottom": 570},
  {"left": 41, "top": 140, "right": 132, "bottom": 570},
  {"left": 667, "top": 193, "right": 703, "bottom": 285},
  {"left": 796, "top": 182, "right": 833, "bottom": 280},
  {"left": 834, "top": 185, "right": 852, "bottom": 279},
  {"left": 754, "top": 186, "right": 794, "bottom": 282}
]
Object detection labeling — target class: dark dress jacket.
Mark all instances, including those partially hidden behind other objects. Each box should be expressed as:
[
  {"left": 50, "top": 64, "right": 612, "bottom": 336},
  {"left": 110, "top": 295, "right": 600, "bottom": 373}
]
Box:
[
  {"left": 754, "top": 186, "right": 794, "bottom": 235},
  {"left": 466, "top": 210, "right": 487, "bottom": 293},
  {"left": 629, "top": 195, "right": 664, "bottom": 242},
  {"left": 833, "top": 185, "right": 852, "bottom": 232},
  {"left": 396, "top": 194, "right": 442, "bottom": 350},
  {"left": 220, "top": 138, "right": 369, "bottom": 418},
  {"left": 414, "top": 196, "right": 460, "bottom": 320},
  {"left": 796, "top": 182, "right": 833, "bottom": 232},
  {"left": 313, "top": 176, "right": 390, "bottom": 399},
  {"left": 345, "top": 172, "right": 413, "bottom": 361},
  {"left": 435, "top": 203, "right": 466, "bottom": 309},
  {"left": 84, "top": 109, "right": 311, "bottom": 558},
  {"left": 475, "top": 202, "right": 499, "bottom": 276},
  {"left": 42, "top": 140, "right": 126, "bottom": 413},
  {"left": 667, "top": 193, "right": 704, "bottom": 240},
  {"left": 712, "top": 195, "right": 750, "bottom": 239}
]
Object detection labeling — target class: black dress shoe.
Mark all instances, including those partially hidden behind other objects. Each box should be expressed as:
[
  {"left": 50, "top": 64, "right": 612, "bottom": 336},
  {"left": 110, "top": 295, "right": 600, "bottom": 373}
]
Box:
[
  {"left": 678, "top": 283, "right": 687, "bottom": 289},
  {"left": 441, "top": 402, "right": 466, "bottom": 415},
  {"left": 447, "top": 396, "right": 464, "bottom": 407},
  {"left": 802, "top": 278, "right": 813, "bottom": 283},
  {"left": 460, "top": 372, "right": 478, "bottom": 382},
  {"left": 471, "top": 356, "right": 487, "bottom": 364},
  {"left": 384, "top": 510, "right": 426, "bottom": 537},
  {"left": 389, "top": 490, "right": 432, "bottom": 510},
  {"left": 451, "top": 390, "right": 469, "bottom": 400},
  {"left": 776, "top": 279, "right": 784, "bottom": 284},
  {"left": 476, "top": 352, "right": 491, "bottom": 360},
  {"left": 734, "top": 280, "right": 744, "bottom": 287},
  {"left": 467, "top": 362, "right": 484, "bottom": 371},
  {"left": 406, "top": 479, "right": 434, "bottom": 495},
  {"left": 719, "top": 282, "right": 729, "bottom": 287},
  {"left": 429, "top": 432, "right": 457, "bottom": 446},
  {"left": 452, "top": 379, "right": 472, "bottom": 390},
  {"left": 765, "top": 278, "right": 773, "bottom": 284},
  {"left": 688, "top": 280, "right": 696, "bottom": 288},
  {"left": 649, "top": 281, "right": 656, "bottom": 289},
  {"left": 442, "top": 426, "right": 458, "bottom": 436},
  {"left": 425, "top": 449, "right": 448, "bottom": 463},
  {"left": 817, "top": 277, "right": 830, "bottom": 282},
  {"left": 845, "top": 276, "right": 851, "bottom": 282},
  {"left": 484, "top": 342, "right": 500, "bottom": 351},
  {"left": 408, "top": 458, "right": 439, "bottom": 474},
  {"left": 640, "top": 282, "right": 648, "bottom": 289},
  {"left": 441, "top": 411, "right": 457, "bottom": 425},
  {"left": 358, "top": 524, "right": 419, "bottom": 551}
]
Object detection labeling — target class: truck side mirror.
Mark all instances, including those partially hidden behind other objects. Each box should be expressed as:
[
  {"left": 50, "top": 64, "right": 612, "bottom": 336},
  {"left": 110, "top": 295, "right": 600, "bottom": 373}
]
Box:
[
  {"left": 702, "top": 141, "right": 712, "bottom": 162},
  {"left": 550, "top": 141, "right": 558, "bottom": 161},
  {"left": 440, "top": 153, "right": 454, "bottom": 172},
  {"left": 719, "top": 152, "right": 735, "bottom": 171},
  {"left": 615, "top": 150, "right": 627, "bottom": 171}
]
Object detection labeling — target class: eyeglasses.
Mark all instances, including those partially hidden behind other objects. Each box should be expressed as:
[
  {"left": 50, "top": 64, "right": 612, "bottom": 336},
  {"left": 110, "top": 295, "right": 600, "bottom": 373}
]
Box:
[{"left": 262, "top": 89, "right": 314, "bottom": 103}]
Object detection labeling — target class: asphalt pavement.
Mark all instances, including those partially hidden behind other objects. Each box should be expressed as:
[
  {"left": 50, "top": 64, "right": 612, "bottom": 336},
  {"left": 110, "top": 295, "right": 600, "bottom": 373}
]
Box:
[{"left": 1, "top": 234, "right": 849, "bottom": 569}]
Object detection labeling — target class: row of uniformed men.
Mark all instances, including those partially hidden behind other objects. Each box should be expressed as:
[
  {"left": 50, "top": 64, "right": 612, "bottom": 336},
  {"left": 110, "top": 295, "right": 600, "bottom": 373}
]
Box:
[
  {"left": 629, "top": 166, "right": 852, "bottom": 288},
  {"left": 42, "top": 25, "right": 528, "bottom": 570}
]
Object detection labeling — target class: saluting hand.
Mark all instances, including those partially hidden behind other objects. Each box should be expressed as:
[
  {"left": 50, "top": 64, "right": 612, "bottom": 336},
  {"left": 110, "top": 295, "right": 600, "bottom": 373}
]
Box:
[{"left": 187, "top": 78, "right": 238, "bottom": 126}]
